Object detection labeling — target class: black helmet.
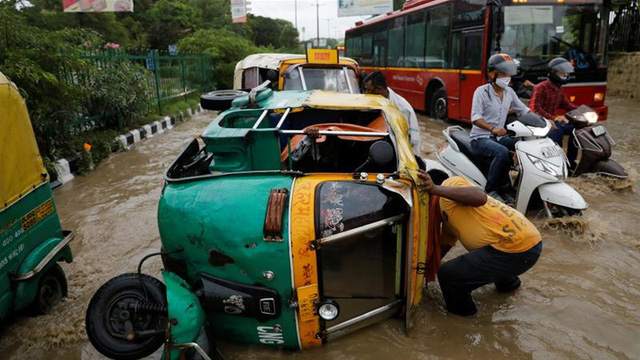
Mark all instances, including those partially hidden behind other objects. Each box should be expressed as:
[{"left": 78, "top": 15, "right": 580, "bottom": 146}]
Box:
[
  {"left": 547, "top": 58, "right": 574, "bottom": 86},
  {"left": 487, "top": 53, "right": 517, "bottom": 76}
]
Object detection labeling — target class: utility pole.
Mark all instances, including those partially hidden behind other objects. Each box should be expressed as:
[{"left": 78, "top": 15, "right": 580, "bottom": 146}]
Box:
[
  {"left": 295, "top": 0, "right": 297, "bottom": 29},
  {"left": 315, "top": 0, "right": 320, "bottom": 47},
  {"left": 310, "top": 0, "right": 325, "bottom": 47}
]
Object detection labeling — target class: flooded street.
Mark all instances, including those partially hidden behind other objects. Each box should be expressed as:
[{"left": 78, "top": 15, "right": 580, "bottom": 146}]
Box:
[{"left": 1, "top": 98, "right": 639, "bottom": 359}]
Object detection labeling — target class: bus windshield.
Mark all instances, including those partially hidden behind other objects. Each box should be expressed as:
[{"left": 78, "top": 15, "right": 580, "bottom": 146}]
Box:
[{"left": 499, "top": 4, "right": 605, "bottom": 70}]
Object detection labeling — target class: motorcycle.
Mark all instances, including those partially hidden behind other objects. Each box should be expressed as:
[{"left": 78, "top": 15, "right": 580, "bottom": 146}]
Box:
[
  {"left": 436, "top": 112, "right": 588, "bottom": 217},
  {"left": 565, "top": 105, "right": 628, "bottom": 178}
]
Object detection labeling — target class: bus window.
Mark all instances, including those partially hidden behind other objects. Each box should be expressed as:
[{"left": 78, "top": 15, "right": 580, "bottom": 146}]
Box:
[
  {"left": 362, "top": 34, "right": 373, "bottom": 66},
  {"left": 373, "top": 31, "right": 388, "bottom": 67},
  {"left": 450, "top": 32, "right": 461, "bottom": 70},
  {"left": 405, "top": 11, "right": 426, "bottom": 68},
  {"left": 425, "top": 6, "right": 451, "bottom": 69},
  {"left": 388, "top": 17, "right": 404, "bottom": 67},
  {"left": 350, "top": 36, "right": 362, "bottom": 60},
  {"left": 462, "top": 32, "right": 483, "bottom": 70},
  {"left": 453, "top": 0, "right": 486, "bottom": 29}
]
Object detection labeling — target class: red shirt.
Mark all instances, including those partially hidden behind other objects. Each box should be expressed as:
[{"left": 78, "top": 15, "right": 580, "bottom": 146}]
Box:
[{"left": 528, "top": 79, "right": 577, "bottom": 119}]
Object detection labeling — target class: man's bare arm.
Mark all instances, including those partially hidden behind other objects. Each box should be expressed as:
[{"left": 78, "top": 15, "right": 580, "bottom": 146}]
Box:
[{"left": 417, "top": 170, "right": 487, "bottom": 207}]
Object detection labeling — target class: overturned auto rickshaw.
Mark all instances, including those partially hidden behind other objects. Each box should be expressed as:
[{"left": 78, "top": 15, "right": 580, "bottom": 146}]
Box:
[
  {"left": 86, "top": 87, "right": 445, "bottom": 359},
  {"left": 0, "top": 71, "right": 73, "bottom": 319}
]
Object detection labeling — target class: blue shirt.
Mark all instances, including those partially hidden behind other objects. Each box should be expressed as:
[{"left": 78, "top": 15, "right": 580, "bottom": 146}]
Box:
[{"left": 469, "top": 84, "right": 530, "bottom": 140}]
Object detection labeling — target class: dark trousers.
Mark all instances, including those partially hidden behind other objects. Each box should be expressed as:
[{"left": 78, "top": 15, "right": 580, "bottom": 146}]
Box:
[
  {"left": 437, "top": 242, "right": 542, "bottom": 316},
  {"left": 470, "top": 137, "right": 519, "bottom": 192},
  {"left": 548, "top": 123, "right": 578, "bottom": 167}
]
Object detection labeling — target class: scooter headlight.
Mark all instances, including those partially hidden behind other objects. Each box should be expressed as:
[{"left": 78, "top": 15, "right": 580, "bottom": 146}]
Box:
[
  {"left": 584, "top": 111, "right": 598, "bottom": 124},
  {"left": 317, "top": 300, "right": 340, "bottom": 321},
  {"left": 526, "top": 154, "right": 564, "bottom": 180}
]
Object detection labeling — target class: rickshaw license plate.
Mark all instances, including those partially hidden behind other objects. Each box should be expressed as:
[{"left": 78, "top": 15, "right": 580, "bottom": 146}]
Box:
[
  {"left": 541, "top": 146, "right": 564, "bottom": 158},
  {"left": 592, "top": 125, "right": 606, "bottom": 137},
  {"left": 297, "top": 284, "right": 320, "bottom": 322}
]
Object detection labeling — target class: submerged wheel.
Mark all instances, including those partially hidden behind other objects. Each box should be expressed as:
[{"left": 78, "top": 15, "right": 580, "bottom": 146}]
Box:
[
  {"left": 430, "top": 88, "right": 448, "bottom": 121},
  {"left": 31, "top": 264, "right": 68, "bottom": 315},
  {"left": 85, "top": 273, "right": 167, "bottom": 360},
  {"left": 545, "top": 202, "right": 582, "bottom": 218}
]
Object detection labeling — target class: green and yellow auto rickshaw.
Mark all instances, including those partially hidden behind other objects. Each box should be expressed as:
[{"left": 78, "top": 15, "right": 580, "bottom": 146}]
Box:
[
  {"left": 0, "top": 71, "right": 73, "bottom": 318},
  {"left": 86, "top": 86, "right": 448, "bottom": 359}
]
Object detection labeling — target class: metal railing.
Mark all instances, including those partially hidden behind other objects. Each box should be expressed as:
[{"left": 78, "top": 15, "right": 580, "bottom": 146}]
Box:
[
  {"left": 609, "top": 0, "right": 640, "bottom": 53},
  {"left": 62, "top": 48, "right": 215, "bottom": 132}
]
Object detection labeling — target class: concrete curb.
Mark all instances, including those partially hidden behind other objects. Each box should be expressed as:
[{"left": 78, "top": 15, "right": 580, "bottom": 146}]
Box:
[{"left": 51, "top": 104, "right": 204, "bottom": 190}]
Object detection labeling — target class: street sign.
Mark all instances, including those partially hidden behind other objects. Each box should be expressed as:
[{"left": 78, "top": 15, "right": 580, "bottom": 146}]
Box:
[{"left": 231, "top": 0, "right": 247, "bottom": 23}]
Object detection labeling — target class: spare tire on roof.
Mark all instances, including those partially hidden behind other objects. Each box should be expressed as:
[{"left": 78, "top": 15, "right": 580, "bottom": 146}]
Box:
[{"left": 201, "top": 90, "right": 248, "bottom": 111}]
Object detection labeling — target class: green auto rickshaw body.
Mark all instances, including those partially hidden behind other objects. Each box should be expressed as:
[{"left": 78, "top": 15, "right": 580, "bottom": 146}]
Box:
[
  {"left": 159, "top": 173, "right": 298, "bottom": 348},
  {"left": 155, "top": 89, "right": 429, "bottom": 357},
  {"left": 0, "top": 71, "right": 73, "bottom": 319}
]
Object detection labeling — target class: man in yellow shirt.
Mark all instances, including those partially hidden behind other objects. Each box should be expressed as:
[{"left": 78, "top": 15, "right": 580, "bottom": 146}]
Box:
[{"left": 418, "top": 170, "right": 542, "bottom": 316}]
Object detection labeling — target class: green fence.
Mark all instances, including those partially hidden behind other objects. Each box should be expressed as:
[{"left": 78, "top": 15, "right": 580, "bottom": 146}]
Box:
[{"left": 63, "top": 48, "right": 215, "bottom": 132}]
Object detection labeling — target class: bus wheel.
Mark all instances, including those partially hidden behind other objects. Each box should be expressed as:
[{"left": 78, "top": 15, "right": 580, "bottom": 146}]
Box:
[
  {"left": 430, "top": 89, "right": 447, "bottom": 121},
  {"left": 32, "top": 264, "right": 68, "bottom": 315}
]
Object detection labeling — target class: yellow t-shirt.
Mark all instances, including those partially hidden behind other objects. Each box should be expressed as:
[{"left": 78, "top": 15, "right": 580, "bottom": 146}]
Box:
[{"left": 439, "top": 176, "right": 541, "bottom": 253}]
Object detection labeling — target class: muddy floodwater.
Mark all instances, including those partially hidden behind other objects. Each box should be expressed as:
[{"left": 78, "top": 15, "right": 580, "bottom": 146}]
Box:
[{"left": 1, "top": 98, "right": 639, "bottom": 359}]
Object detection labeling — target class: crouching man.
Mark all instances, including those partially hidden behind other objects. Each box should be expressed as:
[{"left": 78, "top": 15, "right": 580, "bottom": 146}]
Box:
[{"left": 418, "top": 170, "right": 542, "bottom": 316}]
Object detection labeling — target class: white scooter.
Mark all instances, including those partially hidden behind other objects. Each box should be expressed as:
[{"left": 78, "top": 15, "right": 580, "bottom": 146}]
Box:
[{"left": 435, "top": 112, "right": 588, "bottom": 217}]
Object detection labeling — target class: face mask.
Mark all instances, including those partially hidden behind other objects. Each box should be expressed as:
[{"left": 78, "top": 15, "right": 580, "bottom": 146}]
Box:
[{"left": 495, "top": 76, "right": 511, "bottom": 89}]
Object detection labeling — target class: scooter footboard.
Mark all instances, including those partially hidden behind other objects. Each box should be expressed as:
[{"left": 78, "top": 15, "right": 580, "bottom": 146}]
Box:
[{"left": 538, "top": 182, "right": 588, "bottom": 210}]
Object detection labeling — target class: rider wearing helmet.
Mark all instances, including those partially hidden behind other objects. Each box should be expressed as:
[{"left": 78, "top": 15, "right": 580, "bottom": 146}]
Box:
[
  {"left": 528, "top": 58, "right": 579, "bottom": 168},
  {"left": 470, "top": 53, "right": 530, "bottom": 205}
]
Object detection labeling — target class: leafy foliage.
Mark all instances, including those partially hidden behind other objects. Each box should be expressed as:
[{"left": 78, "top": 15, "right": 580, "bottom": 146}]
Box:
[{"left": 1, "top": 0, "right": 303, "bottom": 172}]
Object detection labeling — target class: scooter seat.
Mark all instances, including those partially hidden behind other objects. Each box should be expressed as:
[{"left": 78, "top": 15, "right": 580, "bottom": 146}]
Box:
[{"left": 450, "top": 130, "right": 492, "bottom": 172}]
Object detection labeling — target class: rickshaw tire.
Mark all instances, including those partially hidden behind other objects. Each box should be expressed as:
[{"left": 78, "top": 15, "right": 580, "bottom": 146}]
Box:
[
  {"left": 85, "top": 273, "right": 167, "bottom": 360},
  {"left": 30, "top": 263, "right": 67, "bottom": 315},
  {"left": 201, "top": 90, "right": 248, "bottom": 111}
]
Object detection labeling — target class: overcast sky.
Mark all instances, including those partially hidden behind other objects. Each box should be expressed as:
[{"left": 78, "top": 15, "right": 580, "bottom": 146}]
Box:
[{"left": 249, "top": 0, "right": 369, "bottom": 41}]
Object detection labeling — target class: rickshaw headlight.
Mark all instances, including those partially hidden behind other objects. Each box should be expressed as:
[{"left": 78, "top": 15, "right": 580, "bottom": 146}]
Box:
[{"left": 317, "top": 300, "right": 340, "bottom": 321}]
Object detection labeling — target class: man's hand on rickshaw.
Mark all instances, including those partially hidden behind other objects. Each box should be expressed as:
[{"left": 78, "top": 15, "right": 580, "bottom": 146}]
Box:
[
  {"left": 417, "top": 169, "right": 435, "bottom": 194},
  {"left": 304, "top": 127, "right": 321, "bottom": 139},
  {"left": 524, "top": 80, "right": 535, "bottom": 89}
]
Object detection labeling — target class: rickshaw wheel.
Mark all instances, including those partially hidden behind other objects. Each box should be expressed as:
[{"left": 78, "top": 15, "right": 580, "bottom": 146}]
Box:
[
  {"left": 32, "top": 264, "right": 68, "bottom": 315},
  {"left": 86, "top": 273, "right": 167, "bottom": 360}
]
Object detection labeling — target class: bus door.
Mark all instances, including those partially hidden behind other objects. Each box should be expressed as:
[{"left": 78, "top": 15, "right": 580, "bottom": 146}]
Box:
[{"left": 458, "top": 28, "right": 484, "bottom": 122}]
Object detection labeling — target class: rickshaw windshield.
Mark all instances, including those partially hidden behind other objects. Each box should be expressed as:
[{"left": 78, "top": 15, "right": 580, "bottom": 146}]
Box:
[{"left": 284, "top": 66, "right": 360, "bottom": 94}]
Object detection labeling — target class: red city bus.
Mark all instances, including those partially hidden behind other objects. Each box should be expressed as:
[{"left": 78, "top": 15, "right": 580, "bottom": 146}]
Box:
[{"left": 345, "top": 0, "right": 610, "bottom": 123}]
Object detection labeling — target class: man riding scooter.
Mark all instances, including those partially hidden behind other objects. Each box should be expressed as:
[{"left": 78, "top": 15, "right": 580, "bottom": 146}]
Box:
[
  {"left": 529, "top": 58, "right": 579, "bottom": 169},
  {"left": 470, "top": 53, "right": 530, "bottom": 205}
]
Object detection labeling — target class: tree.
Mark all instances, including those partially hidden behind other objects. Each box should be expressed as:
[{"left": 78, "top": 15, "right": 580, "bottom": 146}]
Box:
[
  {"left": 279, "top": 23, "right": 301, "bottom": 51},
  {"left": 179, "top": 29, "right": 273, "bottom": 88},
  {"left": 247, "top": 14, "right": 299, "bottom": 50},
  {"left": 147, "top": 0, "right": 201, "bottom": 49}
]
